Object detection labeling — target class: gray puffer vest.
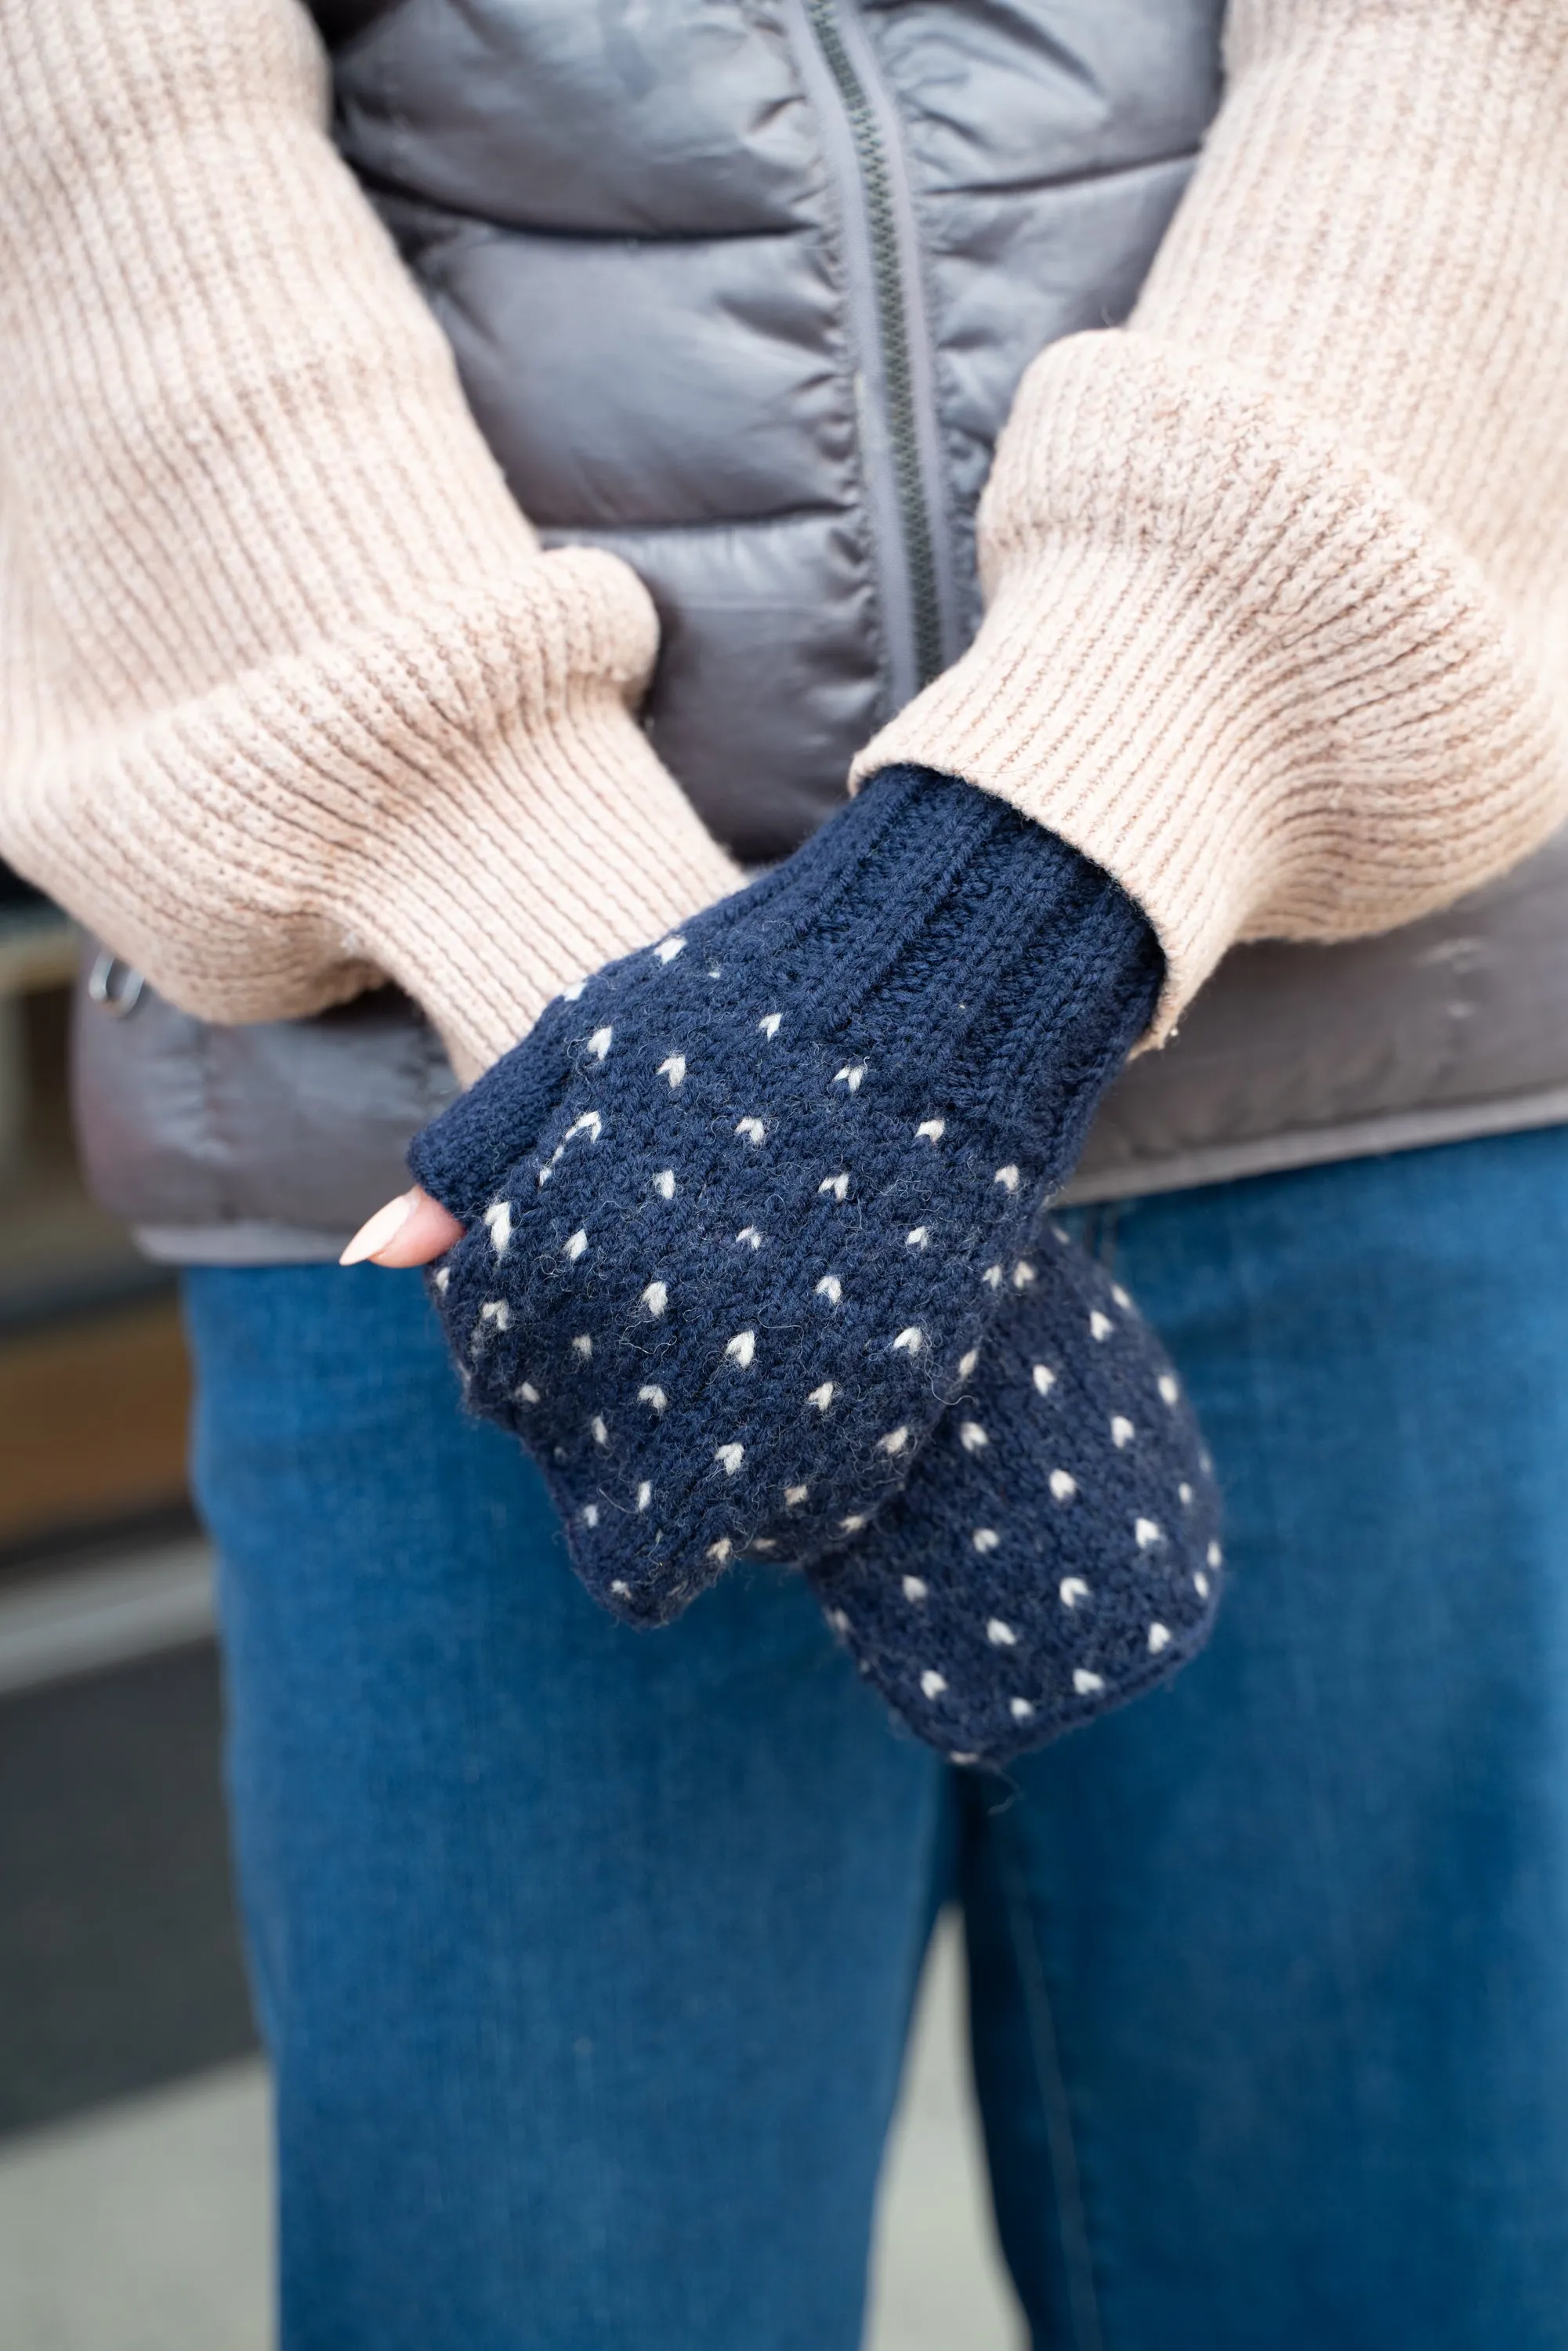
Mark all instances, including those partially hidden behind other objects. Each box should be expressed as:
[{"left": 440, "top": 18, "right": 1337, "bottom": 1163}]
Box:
[{"left": 75, "top": 0, "right": 1568, "bottom": 1259}]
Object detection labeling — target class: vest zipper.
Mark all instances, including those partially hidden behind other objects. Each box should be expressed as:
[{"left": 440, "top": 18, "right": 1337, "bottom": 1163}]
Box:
[{"left": 798, "top": 0, "right": 955, "bottom": 705}]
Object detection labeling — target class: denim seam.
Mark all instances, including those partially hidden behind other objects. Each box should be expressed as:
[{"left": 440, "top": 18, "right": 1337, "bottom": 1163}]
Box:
[{"left": 994, "top": 1835, "right": 1106, "bottom": 2351}]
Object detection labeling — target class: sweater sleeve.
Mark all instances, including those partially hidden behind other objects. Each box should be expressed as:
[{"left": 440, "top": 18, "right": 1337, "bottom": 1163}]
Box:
[
  {"left": 857, "top": 0, "right": 1568, "bottom": 1039},
  {"left": 0, "top": 0, "right": 741, "bottom": 1079}
]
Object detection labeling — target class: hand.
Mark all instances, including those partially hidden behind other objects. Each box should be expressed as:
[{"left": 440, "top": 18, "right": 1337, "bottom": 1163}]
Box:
[
  {"left": 806, "top": 1219, "right": 1222, "bottom": 1766},
  {"left": 346, "top": 1167, "right": 1226, "bottom": 1769},
  {"left": 355, "top": 768, "right": 1164, "bottom": 1629}
]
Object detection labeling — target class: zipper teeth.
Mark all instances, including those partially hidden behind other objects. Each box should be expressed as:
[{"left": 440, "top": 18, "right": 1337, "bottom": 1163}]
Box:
[{"left": 806, "top": 0, "right": 943, "bottom": 691}]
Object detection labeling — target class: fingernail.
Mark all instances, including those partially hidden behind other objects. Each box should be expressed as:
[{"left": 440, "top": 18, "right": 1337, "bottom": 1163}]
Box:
[{"left": 340, "top": 1191, "right": 416, "bottom": 1266}]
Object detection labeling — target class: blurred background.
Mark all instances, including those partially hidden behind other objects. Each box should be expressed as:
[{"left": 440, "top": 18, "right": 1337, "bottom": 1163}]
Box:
[
  {"left": 0, "top": 857, "right": 266, "bottom": 2349},
  {"left": 0, "top": 859, "right": 1021, "bottom": 2351}
]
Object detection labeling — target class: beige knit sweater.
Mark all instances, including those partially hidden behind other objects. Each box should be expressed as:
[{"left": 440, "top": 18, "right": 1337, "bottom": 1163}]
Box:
[{"left": 2, "top": 0, "right": 1566, "bottom": 1074}]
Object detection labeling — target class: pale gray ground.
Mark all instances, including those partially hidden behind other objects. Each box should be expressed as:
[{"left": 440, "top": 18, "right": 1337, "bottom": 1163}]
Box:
[
  {"left": 0, "top": 2061, "right": 271, "bottom": 2351},
  {"left": 0, "top": 1914, "right": 1022, "bottom": 2351},
  {"left": 865, "top": 1918, "right": 1024, "bottom": 2351}
]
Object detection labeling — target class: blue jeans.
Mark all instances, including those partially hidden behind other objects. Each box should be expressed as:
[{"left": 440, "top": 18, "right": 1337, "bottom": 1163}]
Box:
[{"left": 184, "top": 1128, "right": 1568, "bottom": 2351}]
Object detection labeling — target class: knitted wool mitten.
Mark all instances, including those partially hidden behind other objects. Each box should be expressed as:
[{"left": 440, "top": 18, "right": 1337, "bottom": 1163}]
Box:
[
  {"left": 808, "top": 1221, "right": 1222, "bottom": 1767},
  {"left": 410, "top": 766, "right": 1164, "bottom": 1625}
]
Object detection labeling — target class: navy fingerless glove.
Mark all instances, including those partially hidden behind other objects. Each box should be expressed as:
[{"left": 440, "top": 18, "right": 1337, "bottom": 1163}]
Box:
[
  {"left": 810, "top": 1220, "right": 1222, "bottom": 1766},
  {"left": 410, "top": 765, "right": 1164, "bottom": 1624}
]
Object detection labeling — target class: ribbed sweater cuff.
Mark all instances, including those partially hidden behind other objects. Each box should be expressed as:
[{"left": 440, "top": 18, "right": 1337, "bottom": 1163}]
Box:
[
  {"left": 855, "top": 338, "right": 1566, "bottom": 1040},
  {"left": 8, "top": 544, "right": 743, "bottom": 1079},
  {"left": 330, "top": 551, "right": 745, "bottom": 1077}
]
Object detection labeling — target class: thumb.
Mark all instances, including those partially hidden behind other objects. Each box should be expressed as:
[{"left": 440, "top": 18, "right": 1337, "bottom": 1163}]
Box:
[{"left": 340, "top": 1186, "right": 464, "bottom": 1268}]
